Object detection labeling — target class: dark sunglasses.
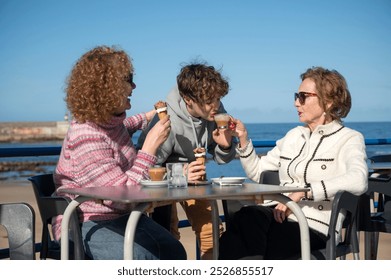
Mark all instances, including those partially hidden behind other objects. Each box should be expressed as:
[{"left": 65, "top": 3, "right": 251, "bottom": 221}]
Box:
[
  {"left": 126, "top": 73, "right": 134, "bottom": 84},
  {"left": 294, "top": 92, "right": 317, "bottom": 105}
]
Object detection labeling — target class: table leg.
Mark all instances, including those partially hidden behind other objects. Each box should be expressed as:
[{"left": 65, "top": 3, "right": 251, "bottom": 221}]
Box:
[
  {"left": 265, "top": 194, "right": 311, "bottom": 260},
  {"left": 365, "top": 231, "right": 379, "bottom": 260},
  {"left": 60, "top": 197, "right": 89, "bottom": 260},
  {"left": 210, "top": 200, "right": 220, "bottom": 260},
  {"left": 123, "top": 202, "right": 150, "bottom": 260}
]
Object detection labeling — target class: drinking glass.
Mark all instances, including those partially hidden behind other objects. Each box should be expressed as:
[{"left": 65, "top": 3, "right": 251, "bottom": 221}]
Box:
[{"left": 166, "top": 163, "right": 188, "bottom": 188}]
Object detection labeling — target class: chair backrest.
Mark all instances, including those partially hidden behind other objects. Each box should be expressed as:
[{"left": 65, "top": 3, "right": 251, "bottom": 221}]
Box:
[
  {"left": 369, "top": 154, "right": 391, "bottom": 163},
  {"left": 358, "top": 175, "right": 391, "bottom": 259},
  {"left": 323, "top": 190, "right": 360, "bottom": 260},
  {"left": 358, "top": 175, "right": 391, "bottom": 231},
  {"left": 259, "top": 170, "right": 280, "bottom": 185},
  {"left": 0, "top": 203, "right": 35, "bottom": 260},
  {"left": 28, "top": 174, "right": 85, "bottom": 260}
]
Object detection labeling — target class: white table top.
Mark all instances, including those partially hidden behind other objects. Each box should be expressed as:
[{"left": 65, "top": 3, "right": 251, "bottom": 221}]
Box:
[
  {"left": 58, "top": 182, "right": 308, "bottom": 203},
  {"left": 59, "top": 182, "right": 311, "bottom": 260}
]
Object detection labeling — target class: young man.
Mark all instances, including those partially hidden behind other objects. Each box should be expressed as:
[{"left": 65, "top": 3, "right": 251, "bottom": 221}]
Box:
[{"left": 138, "top": 63, "right": 236, "bottom": 259}]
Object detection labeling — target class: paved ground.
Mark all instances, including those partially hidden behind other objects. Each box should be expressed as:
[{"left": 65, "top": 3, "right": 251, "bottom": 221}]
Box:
[{"left": 1, "top": 180, "right": 390, "bottom": 260}]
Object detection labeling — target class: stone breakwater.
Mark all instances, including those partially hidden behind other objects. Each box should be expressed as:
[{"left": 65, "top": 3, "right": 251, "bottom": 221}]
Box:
[
  {"left": 0, "top": 121, "right": 69, "bottom": 142},
  {"left": 0, "top": 121, "right": 68, "bottom": 179}
]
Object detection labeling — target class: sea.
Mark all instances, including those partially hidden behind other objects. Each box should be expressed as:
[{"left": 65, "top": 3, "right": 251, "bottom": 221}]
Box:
[{"left": 1, "top": 121, "right": 390, "bottom": 181}]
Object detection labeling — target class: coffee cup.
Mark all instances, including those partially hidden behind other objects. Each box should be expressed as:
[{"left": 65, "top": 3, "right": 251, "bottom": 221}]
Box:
[
  {"left": 148, "top": 167, "right": 166, "bottom": 181},
  {"left": 214, "top": 113, "right": 230, "bottom": 129}
]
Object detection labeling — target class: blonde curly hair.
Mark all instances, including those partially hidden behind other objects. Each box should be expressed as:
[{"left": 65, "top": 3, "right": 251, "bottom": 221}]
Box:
[{"left": 65, "top": 46, "right": 134, "bottom": 124}]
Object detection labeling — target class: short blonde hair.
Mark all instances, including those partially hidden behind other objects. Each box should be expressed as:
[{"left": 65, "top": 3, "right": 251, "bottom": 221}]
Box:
[{"left": 301, "top": 66, "right": 351, "bottom": 122}]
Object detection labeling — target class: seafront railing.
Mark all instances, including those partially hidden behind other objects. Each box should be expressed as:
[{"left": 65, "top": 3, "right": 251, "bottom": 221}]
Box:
[{"left": 1, "top": 138, "right": 391, "bottom": 157}]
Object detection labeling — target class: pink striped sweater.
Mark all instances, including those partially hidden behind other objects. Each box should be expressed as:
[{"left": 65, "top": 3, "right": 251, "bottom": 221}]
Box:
[{"left": 52, "top": 112, "right": 157, "bottom": 240}]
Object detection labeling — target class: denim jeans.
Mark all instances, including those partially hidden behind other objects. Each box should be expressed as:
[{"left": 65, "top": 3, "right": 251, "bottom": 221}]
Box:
[{"left": 81, "top": 213, "right": 187, "bottom": 260}]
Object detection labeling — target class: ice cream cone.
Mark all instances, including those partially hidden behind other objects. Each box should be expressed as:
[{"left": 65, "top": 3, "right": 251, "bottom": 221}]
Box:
[
  {"left": 154, "top": 101, "right": 168, "bottom": 120},
  {"left": 193, "top": 147, "right": 206, "bottom": 181}
]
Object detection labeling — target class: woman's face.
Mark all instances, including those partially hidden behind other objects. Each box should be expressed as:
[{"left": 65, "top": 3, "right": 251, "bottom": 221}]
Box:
[
  {"left": 115, "top": 75, "right": 137, "bottom": 115},
  {"left": 295, "top": 78, "right": 327, "bottom": 131},
  {"left": 186, "top": 97, "right": 221, "bottom": 121}
]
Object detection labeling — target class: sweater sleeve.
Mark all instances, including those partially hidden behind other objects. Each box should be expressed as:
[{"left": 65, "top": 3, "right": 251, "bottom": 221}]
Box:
[
  {"left": 57, "top": 134, "right": 156, "bottom": 188},
  {"left": 237, "top": 139, "right": 280, "bottom": 182},
  {"left": 214, "top": 139, "right": 238, "bottom": 164},
  {"left": 123, "top": 113, "right": 148, "bottom": 134}
]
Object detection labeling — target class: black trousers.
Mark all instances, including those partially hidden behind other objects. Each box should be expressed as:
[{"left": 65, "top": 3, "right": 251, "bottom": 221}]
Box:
[
  {"left": 219, "top": 205, "right": 327, "bottom": 260},
  {"left": 150, "top": 204, "right": 172, "bottom": 231}
]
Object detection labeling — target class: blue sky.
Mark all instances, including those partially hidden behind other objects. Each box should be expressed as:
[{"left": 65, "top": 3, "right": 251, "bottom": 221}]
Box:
[{"left": 0, "top": 0, "right": 390, "bottom": 123}]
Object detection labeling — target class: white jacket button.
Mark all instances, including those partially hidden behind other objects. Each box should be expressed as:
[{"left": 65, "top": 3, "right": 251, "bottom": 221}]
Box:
[{"left": 318, "top": 205, "right": 324, "bottom": 210}]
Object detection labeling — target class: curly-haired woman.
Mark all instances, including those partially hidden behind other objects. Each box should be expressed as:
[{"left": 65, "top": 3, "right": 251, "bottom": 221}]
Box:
[{"left": 52, "top": 45, "right": 186, "bottom": 260}]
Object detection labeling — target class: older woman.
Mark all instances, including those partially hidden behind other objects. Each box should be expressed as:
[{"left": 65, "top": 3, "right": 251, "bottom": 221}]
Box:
[
  {"left": 219, "top": 66, "right": 368, "bottom": 259},
  {"left": 52, "top": 46, "right": 186, "bottom": 260}
]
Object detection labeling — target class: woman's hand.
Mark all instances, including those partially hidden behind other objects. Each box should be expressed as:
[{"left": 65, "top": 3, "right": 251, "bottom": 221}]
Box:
[
  {"left": 141, "top": 115, "right": 170, "bottom": 155},
  {"left": 186, "top": 160, "right": 206, "bottom": 182},
  {"left": 272, "top": 192, "right": 305, "bottom": 223},
  {"left": 212, "top": 127, "right": 233, "bottom": 149},
  {"left": 272, "top": 203, "right": 289, "bottom": 223},
  {"left": 229, "top": 117, "right": 249, "bottom": 148}
]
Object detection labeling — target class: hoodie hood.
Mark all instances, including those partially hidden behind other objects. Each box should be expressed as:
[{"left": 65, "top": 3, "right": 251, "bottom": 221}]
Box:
[{"left": 155, "top": 86, "right": 226, "bottom": 163}]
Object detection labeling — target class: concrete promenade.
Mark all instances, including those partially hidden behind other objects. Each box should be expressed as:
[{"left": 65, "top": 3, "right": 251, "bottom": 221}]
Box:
[{"left": 1, "top": 179, "right": 391, "bottom": 260}]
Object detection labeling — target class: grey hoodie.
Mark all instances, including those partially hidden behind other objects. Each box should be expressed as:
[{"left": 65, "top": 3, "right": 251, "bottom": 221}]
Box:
[{"left": 137, "top": 86, "right": 237, "bottom": 165}]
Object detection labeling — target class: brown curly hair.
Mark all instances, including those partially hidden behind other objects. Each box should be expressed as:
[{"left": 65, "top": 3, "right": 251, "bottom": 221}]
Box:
[
  {"left": 65, "top": 46, "right": 134, "bottom": 124},
  {"left": 177, "top": 63, "right": 229, "bottom": 105},
  {"left": 301, "top": 66, "right": 351, "bottom": 122}
]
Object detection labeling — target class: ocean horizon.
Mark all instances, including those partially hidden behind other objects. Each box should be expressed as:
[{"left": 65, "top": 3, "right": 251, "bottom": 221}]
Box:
[{"left": 1, "top": 121, "right": 390, "bottom": 181}]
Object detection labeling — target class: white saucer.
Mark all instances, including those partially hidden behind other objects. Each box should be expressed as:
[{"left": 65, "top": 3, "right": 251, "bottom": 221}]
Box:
[
  {"left": 211, "top": 177, "right": 247, "bottom": 186},
  {"left": 140, "top": 180, "right": 168, "bottom": 188}
]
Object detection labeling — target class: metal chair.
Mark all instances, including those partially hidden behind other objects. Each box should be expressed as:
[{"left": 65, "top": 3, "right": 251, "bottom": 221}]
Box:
[
  {"left": 313, "top": 190, "right": 360, "bottom": 260},
  {"left": 28, "top": 174, "right": 86, "bottom": 260},
  {"left": 222, "top": 170, "right": 360, "bottom": 260},
  {"left": 358, "top": 174, "right": 391, "bottom": 259},
  {"left": 369, "top": 154, "right": 391, "bottom": 163},
  {"left": 0, "top": 202, "right": 35, "bottom": 260}
]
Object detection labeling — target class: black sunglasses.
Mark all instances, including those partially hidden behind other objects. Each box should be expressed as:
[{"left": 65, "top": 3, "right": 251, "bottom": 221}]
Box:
[
  {"left": 294, "top": 92, "right": 317, "bottom": 105},
  {"left": 126, "top": 73, "right": 134, "bottom": 84}
]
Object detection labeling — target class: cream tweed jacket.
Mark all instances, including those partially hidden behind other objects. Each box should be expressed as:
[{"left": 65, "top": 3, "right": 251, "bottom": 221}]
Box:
[{"left": 236, "top": 120, "right": 368, "bottom": 239}]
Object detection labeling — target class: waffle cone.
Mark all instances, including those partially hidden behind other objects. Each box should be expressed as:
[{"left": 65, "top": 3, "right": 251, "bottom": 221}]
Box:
[
  {"left": 194, "top": 147, "right": 206, "bottom": 181},
  {"left": 154, "top": 101, "right": 168, "bottom": 120},
  {"left": 157, "top": 111, "right": 168, "bottom": 120}
]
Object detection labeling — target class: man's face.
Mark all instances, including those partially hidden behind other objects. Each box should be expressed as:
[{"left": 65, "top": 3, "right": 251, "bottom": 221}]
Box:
[{"left": 187, "top": 97, "right": 221, "bottom": 121}]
